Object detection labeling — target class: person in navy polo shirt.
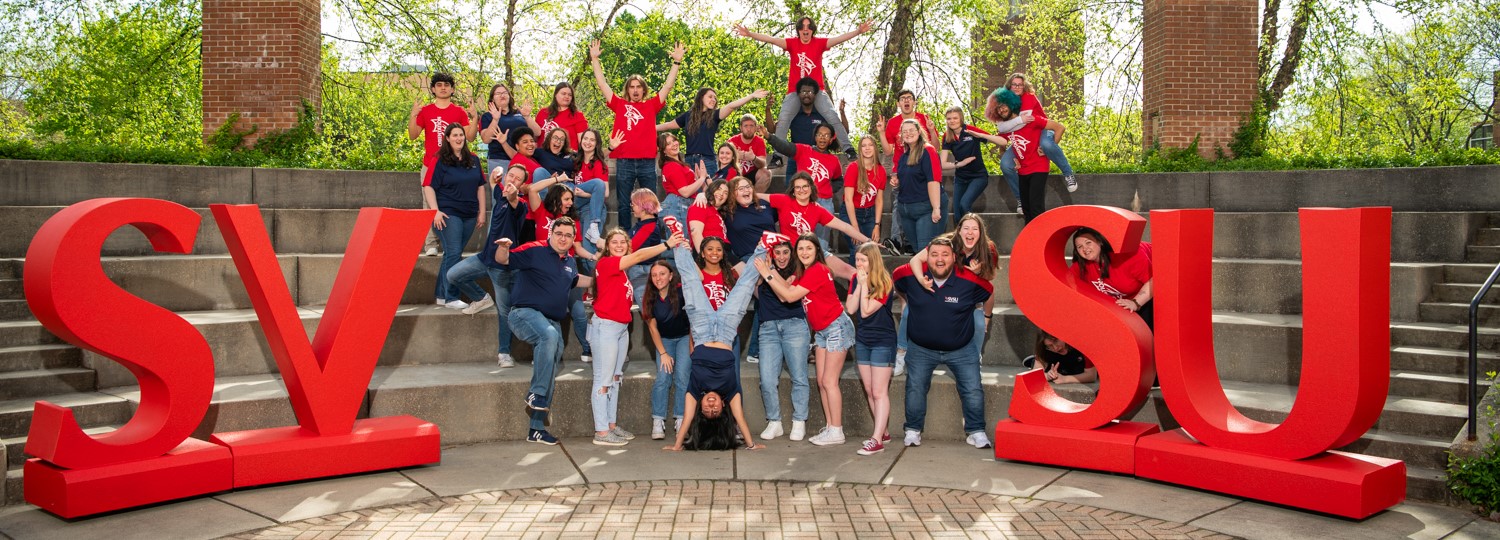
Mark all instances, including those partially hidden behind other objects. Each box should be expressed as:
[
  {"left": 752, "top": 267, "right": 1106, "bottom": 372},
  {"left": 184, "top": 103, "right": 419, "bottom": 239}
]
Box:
[
  {"left": 892, "top": 235, "right": 994, "bottom": 450},
  {"left": 446, "top": 164, "right": 531, "bottom": 368},
  {"left": 493, "top": 217, "right": 592, "bottom": 445}
]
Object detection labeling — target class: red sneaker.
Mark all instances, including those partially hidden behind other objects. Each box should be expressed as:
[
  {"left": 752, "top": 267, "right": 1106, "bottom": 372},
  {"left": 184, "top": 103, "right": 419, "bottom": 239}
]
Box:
[
  {"left": 882, "top": 432, "right": 892, "bottom": 443},
  {"left": 856, "top": 438, "right": 885, "bottom": 456},
  {"left": 661, "top": 215, "right": 684, "bottom": 239},
  {"left": 760, "top": 231, "right": 791, "bottom": 250}
]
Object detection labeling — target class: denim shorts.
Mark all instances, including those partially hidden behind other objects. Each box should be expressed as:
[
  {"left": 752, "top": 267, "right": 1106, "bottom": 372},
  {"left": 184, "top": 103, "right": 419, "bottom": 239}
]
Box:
[
  {"left": 814, "top": 313, "right": 855, "bottom": 353},
  {"left": 855, "top": 343, "right": 895, "bottom": 367}
]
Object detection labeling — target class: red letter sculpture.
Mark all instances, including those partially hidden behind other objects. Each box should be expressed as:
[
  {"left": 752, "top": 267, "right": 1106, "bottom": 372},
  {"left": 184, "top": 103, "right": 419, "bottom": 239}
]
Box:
[
  {"left": 207, "top": 205, "right": 440, "bottom": 487},
  {"left": 1136, "top": 208, "right": 1403, "bottom": 518},
  {"left": 994, "top": 206, "right": 1159, "bottom": 473},
  {"left": 22, "top": 198, "right": 231, "bottom": 517}
]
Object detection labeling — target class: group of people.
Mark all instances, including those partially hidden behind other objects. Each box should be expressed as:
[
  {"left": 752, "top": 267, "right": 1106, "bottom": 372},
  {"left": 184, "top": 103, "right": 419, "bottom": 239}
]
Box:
[{"left": 403, "top": 16, "right": 1149, "bottom": 452}]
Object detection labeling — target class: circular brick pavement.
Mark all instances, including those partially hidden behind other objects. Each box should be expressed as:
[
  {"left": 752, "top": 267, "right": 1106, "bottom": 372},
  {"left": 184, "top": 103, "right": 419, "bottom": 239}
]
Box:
[{"left": 222, "top": 480, "right": 1237, "bottom": 539}]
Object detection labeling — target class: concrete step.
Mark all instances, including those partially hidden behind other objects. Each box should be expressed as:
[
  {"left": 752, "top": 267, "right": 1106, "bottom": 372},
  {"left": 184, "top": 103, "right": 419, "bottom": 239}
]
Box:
[
  {"left": 0, "top": 344, "right": 81, "bottom": 373},
  {"left": 1391, "top": 321, "right": 1500, "bottom": 351},
  {"left": 1476, "top": 227, "right": 1500, "bottom": 245},
  {"left": 1338, "top": 429, "right": 1454, "bottom": 471},
  {"left": 0, "top": 279, "right": 20, "bottom": 299},
  {"left": 0, "top": 260, "right": 16, "bottom": 280},
  {"left": 0, "top": 319, "right": 61, "bottom": 347},
  {"left": 1431, "top": 282, "right": 1500, "bottom": 304},
  {"left": 1444, "top": 263, "right": 1500, "bottom": 283},
  {"left": 1418, "top": 302, "right": 1500, "bottom": 326},
  {"left": 1404, "top": 465, "right": 1456, "bottom": 505},
  {"left": 1469, "top": 245, "right": 1500, "bottom": 263},
  {"left": 1391, "top": 345, "right": 1500, "bottom": 375},
  {"left": 0, "top": 391, "right": 134, "bottom": 439},
  {"left": 1389, "top": 370, "right": 1491, "bottom": 403},
  {"left": 0, "top": 300, "right": 28, "bottom": 321},
  {"left": 0, "top": 368, "right": 95, "bottom": 400},
  {"left": 1204, "top": 379, "right": 1470, "bottom": 441}
]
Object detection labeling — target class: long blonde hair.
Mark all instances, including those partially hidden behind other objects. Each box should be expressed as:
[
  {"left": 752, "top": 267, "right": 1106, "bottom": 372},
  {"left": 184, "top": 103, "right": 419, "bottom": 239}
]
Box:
[
  {"left": 854, "top": 134, "right": 881, "bottom": 196},
  {"left": 901, "top": 119, "right": 929, "bottom": 167},
  {"left": 857, "top": 242, "right": 892, "bottom": 300}
]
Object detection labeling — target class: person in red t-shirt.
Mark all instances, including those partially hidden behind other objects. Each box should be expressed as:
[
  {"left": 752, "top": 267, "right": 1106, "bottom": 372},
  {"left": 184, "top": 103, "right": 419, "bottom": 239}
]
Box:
[
  {"left": 589, "top": 227, "right": 686, "bottom": 446},
  {"left": 688, "top": 179, "right": 730, "bottom": 252},
  {"left": 765, "top": 123, "right": 845, "bottom": 249},
  {"left": 843, "top": 135, "right": 887, "bottom": 264},
  {"left": 976, "top": 89, "right": 1066, "bottom": 224},
  {"left": 408, "top": 72, "right": 478, "bottom": 256},
  {"left": 734, "top": 17, "right": 872, "bottom": 152},
  {"left": 590, "top": 39, "right": 685, "bottom": 230},
  {"left": 882, "top": 89, "right": 940, "bottom": 162},
  {"left": 693, "top": 237, "right": 738, "bottom": 311},
  {"left": 1070, "top": 227, "right": 1154, "bottom": 330},
  {"left": 989, "top": 73, "right": 1079, "bottom": 194},
  {"left": 526, "top": 82, "right": 589, "bottom": 149},
  {"left": 728, "top": 115, "right": 772, "bottom": 190},
  {"left": 753, "top": 234, "right": 857, "bottom": 446}
]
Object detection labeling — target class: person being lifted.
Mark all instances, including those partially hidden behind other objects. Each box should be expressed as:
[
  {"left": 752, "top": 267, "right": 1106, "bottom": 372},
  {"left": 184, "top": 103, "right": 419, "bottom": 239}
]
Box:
[{"left": 734, "top": 16, "right": 871, "bottom": 156}]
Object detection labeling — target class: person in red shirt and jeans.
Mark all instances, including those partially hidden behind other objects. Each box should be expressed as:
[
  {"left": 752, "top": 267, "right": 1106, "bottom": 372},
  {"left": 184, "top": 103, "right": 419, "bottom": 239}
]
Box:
[
  {"left": 734, "top": 17, "right": 871, "bottom": 154},
  {"left": 408, "top": 72, "right": 478, "bottom": 256},
  {"left": 589, "top": 39, "right": 685, "bottom": 230}
]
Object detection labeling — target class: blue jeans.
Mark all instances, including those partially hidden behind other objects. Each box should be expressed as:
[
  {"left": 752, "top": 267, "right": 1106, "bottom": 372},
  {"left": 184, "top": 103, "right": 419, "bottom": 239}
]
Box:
[
  {"left": 685, "top": 154, "right": 717, "bottom": 177},
  {"left": 1001, "top": 129, "right": 1073, "bottom": 195},
  {"left": 652, "top": 335, "right": 693, "bottom": 420},
  {"left": 967, "top": 308, "right": 987, "bottom": 358},
  {"left": 903, "top": 342, "right": 985, "bottom": 434},
  {"left": 445, "top": 256, "right": 515, "bottom": 354},
  {"left": 758, "top": 318, "right": 811, "bottom": 422},
  {"left": 574, "top": 179, "right": 608, "bottom": 253},
  {"left": 588, "top": 318, "right": 629, "bottom": 432},
  {"left": 674, "top": 244, "right": 763, "bottom": 345},
  {"left": 627, "top": 264, "right": 650, "bottom": 304},
  {"left": 855, "top": 343, "right": 895, "bottom": 368},
  {"left": 952, "top": 175, "right": 988, "bottom": 225},
  {"left": 897, "top": 199, "right": 942, "bottom": 255},
  {"left": 848, "top": 206, "right": 875, "bottom": 264},
  {"left": 509, "top": 307, "right": 563, "bottom": 431},
  {"left": 814, "top": 198, "right": 835, "bottom": 251},
  {"left": 614, "top": 158, "right": 657, "bottom": 230},
  {"left": 570, "top": 289, "right": 592, "bottom": 356},
  {"left": 745, "top": 310, "right": 761, "bottom": 359},
  {"left": 662, "top": 193, "right": 690, "bottom": 234},
  {"left": 432, "top": 216, "right": 477, "bottom": 301}
]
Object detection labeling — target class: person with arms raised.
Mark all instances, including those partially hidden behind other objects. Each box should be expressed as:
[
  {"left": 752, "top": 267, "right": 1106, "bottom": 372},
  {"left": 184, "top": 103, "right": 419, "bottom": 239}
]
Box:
[
  {"left": 590, "top": 39, "right": 685, "bottom": 229},
  {"left": 657, "top": 87, "right": 770, "bottom": 175},
  {"left": 734, "top": 16, "right": 870, "bottom": 153}
]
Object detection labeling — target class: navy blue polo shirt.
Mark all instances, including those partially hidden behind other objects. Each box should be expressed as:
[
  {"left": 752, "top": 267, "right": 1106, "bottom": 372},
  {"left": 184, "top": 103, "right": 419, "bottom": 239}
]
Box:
[
  {"left": 787, "top": 107, "right": 827, "bottom": 146},
  {"left": 893, "top": 263, "right": 993, "bottom": 352},
  {"left": 508, "top": 240, "right": 579, "bottom": 321},
  {"left": 942, "top": 125, "right": 991, "bottom": 180},
  {"left": 673, "top": 109, "right": 724, "bottom": 156},
  {"left": 478, "top": 111, "right": 529, "bottom": 160},
  {"left": 688, "top": 346, "right": 740, "bottom": 400},
  {"left": 535, "top": 148, "right": 576, "bottom": 175},
  {"left": 724, "top": 201, "right": 777, "bottom": 261},
  {"left": 851, "top": 277, "right": 897, "bottom": 347},
  {"left": 895, "top": 146, "right": 941, "bottom": 204},
  {"left": 429, "top": 158, "right": 485, "bottom": 218},
  {"left": 482, "top": 199, "right": 529, "bottom": 270},
  {"left": 650, "top": 292, "right": 690, "bottom": 339},
  {"left": 756, "top": 274, "right": 806, "bottom": 323}
]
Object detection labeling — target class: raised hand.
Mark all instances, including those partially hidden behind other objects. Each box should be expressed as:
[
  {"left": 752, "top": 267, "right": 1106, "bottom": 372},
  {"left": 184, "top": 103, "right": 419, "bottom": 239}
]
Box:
[
  {"left": 668, "top": 42, "right": 686, "bottom": 63},
  {"left": 410, "top": 98, "right": 424, "bottom": 116},
  {"left": 732, "top": 23, "right": 751, "bottom": 37},
  {"left": 756, "top": 124, "right": 770, "bottom": 139},
  {"left": 750, "top": 89, "right": 770, "bottom": 100},
  {"left": 589, "top": 39, "right": 602, "bottom": 60},
  {"left": 518, "top": 98, "right": 533, "bottom": 117},
  {"left": 694, "top": 160, "right": 708, "bottom": 180},
  {"left": 857, "top": 19, "right": 875, "bottom": 34},
  {"left": 501, "top": 181, "right": 518, "bottom": 199},
  {"left": 752, "top": 256, "right": 774, "bottom": 279}
]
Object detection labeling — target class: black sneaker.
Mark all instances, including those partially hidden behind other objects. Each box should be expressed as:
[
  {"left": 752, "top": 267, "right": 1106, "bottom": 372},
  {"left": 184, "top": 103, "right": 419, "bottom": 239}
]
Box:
[
  {"left": 525, "top": 392, "right": 550, "bottom": 411},
  {"left": 880, "top": 237, "right": 901, "bottom": 256},
  {"left": 1022, "top": 355, "right": 1036, "bottom": 369},
  {"left": 769, "top": 155, "right": 786, "bottom": 169},
  {"left": 527, "top": 429, "right": 559, "bottom": 445},
  {"left": 842, "top": 147, "right": 856, "bottom": 160}
]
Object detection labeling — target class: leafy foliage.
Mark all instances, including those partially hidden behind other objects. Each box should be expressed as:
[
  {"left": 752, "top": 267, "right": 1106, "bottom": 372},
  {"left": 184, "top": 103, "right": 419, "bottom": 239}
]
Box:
[{"left": 1448, "top": 372, "right": 1500, "bottom": 514}]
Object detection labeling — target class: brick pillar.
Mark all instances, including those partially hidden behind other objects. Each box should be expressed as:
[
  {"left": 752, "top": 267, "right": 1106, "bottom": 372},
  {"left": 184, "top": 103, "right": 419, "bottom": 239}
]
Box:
[
  {"left": 1141, "top": 0, "right": 1258, "bottom": 158},
  {"left": 201, "top": 0, "right": 321, "bottom": 144}
]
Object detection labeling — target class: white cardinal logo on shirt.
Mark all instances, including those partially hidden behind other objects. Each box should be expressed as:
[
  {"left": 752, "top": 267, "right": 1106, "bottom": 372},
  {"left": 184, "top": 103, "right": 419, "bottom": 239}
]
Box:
[
  {"left": 704, "top": 281, "right": 728, "bottom": 309},
  {"left": 1009, "top": 134, "right": 1032, "bottom": 162},
  {"left": 857, "top": 183, "right": 878, "bottom": 207},
  {"left": 429, "top": 118, "right": 450, "bottom": 148},
  {"left": 541, "top": 118, "right": 560, "bottom": 134},
  {"left": 623, "top": 105, "right": 645, "bottom": 131},
  {"left": 789, "top": 211, "right": 813, "bottom": 236},
  {"left": 1091, "top": 279, "right": 1125, "bottom": 299},
  {"left": 796, "top": 52, "right": 816, "bottom": 79},
  {"left": 540, "top": 216, "right": 556, "bottom": 235},
  {"left": 805, "top": 158, "right": 829, "bottom": 189},
  {"left": 623, "top": 278, "right": 634, "bottom": 303}
]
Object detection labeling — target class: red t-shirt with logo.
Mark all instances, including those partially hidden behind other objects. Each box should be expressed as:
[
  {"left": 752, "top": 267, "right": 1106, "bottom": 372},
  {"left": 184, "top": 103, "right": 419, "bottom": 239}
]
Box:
[
  {"left": 418, "top": 103, "right": 472, "bottom": 184},
  {"left": 729, "top": 134, "right": 767, "bottom": 173},
  {"left": 662, "top": 160, "right": 697, "bottom": 198},
  {"left": 594, "top": 256, "right": 634, "bottom": 324},
  {"left": 794, "top": 144, "right": 841, "bottom": 199},
  {"left": 884, "top": 113, "right": 932, "bottom": 162},
  {"left": 843, "top": 162, "right": 888, "bottom": 209},
  {"left": 607, "top": 94, "right": 664, "bottom": 160},
  {"left": 768, "top": 193, "right": 832, "bottom": 240},
  {"left": 784, "top": 37, "right": 830, "bottom": 93},
  {"left": 701, "top": 269, "right": 731, "bottom": 311},
  {"left": 688, "top": 204, "right": 726, "bottom": 242},
  {"left": 1074, "top": 242, "right": 1153, "bottom": 301},
  {"left": 534, "top": 108, "right": 589, "bottom": 148},
  {"left": 510, "top": 153, "right": 542, "bottom": 184},
  {"left": 1007, "top": 113, "right": 1052, "bottom": 176},
  {"left": 577, "top": 158, "right": 608, "bottom": 182},
  {"left": 795, "top": 262, "right": 840, "bottom": 331}
]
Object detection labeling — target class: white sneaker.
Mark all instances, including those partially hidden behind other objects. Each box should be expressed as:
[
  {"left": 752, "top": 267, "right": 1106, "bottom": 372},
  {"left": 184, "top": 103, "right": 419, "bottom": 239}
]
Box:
[
  {"left": 497, "top": 353, "right": 515, "bottom": 368},
  {"left": 424, "top": 247, "right": 438, "bottom": 257},
  {"left": 585, "top": 223, "right": 601, "bottom": 244},
  {"left": 789, "top": 420, "right": 807, "bottom": 441},
  {"left": 674, "top": 417, "right": 682, "bottom": 432},
  {"left": 1064, "top": 175, "right": 1078, "bottom": 193},
  {"left": 746, "top": 355, "right": 759, "bottom": 364},
  {"left": 893, "top": 350, "right": 906, "bottom": 377},
  {"left": 652, "top": 418, "right": 666, "bottom": 440},
  {"left": 967, "top": 431, "right": 992, "bottom": 449},
  {"left": 760, "top": 421, "right": 784, "bottom": 440},
  {"left": 581, "top": 355, "right": 592, "bottom": 364},
  {"left": 811, "top": 426, "right": 845, "bottom": 446},
  {"left": 462, "top": 295, "right": 494, "bottom": 315},
  {"left": 1015, "top": 204, "right": 1023, "bottom": 215},
  {"left": 904, "top": 430, "right": 922, "bottom": 447},
  {"left": 443, "top": 299, "right": 470, "bottom": 310},
  {"left": 435, "top": 298, "right": 445, "bottom": 306}
]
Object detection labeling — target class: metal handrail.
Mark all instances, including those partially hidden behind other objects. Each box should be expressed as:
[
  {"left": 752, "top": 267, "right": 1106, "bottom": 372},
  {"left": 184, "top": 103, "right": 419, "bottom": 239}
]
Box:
[{"left": 1468, "top": 259, "right": 1500, "bottom": 441}]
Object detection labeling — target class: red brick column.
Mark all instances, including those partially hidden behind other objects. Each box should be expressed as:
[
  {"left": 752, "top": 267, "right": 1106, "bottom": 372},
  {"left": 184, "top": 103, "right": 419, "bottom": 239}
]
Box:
[
  {"left": 1141, "top": 0, "right": 1258, "bottom": 158},
  {"left": 201, "top": 0, "right": 321, "bottom": 144}
]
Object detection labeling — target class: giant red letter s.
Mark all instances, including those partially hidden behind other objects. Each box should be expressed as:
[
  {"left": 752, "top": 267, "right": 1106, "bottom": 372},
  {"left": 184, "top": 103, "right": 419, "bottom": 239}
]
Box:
[
  {"left": 994, "top": 206, "right": 1159, "bottom": 473},
  {"left": 22, "top": 198, "right": 231, "bottom": 517},
  {"left": 1136, "top": 208, "right": 1403, "bottom": 519}
]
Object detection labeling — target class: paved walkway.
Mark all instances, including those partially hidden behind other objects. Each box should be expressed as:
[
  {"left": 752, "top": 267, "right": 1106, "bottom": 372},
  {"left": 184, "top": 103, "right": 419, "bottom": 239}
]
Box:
[{"left": 0, "top": 438, "right": 1496, "bottom": 540}]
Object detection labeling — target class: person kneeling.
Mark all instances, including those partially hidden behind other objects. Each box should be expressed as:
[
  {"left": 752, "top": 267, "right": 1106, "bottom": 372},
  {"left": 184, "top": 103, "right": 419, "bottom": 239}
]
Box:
[{"left": 1022, "top": 331, "right": 1098, "bottom": 385}]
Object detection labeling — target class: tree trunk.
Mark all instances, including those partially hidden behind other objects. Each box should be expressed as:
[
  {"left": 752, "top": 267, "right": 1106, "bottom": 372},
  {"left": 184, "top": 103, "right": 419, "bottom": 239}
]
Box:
[
  {"left": 869, "top": 0, "right": 919, "bottom": 134},
  {"left": 1261, "top": 0, "right": 1313, "bottom": 114},
  {"left": 503, "top": 0, "right": 517, "bottom": 89}
]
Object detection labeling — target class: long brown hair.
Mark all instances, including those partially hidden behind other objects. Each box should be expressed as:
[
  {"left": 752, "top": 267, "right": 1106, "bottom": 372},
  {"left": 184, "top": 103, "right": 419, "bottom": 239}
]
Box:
[
  {"left": 642, "top": 260, "right": 683, "bottom": 317},
  {"left": 955, "top": 213, "right": 998, "bottom": 281},
  {"left": 577, "top": 128, "right": 610, "bottom": 166},
  {"left": 546, "top": 82, "right": 577, "bottom": 116},
  {"left": 901, "top": 118, "right": 929, "bottom": 167},
  {"left": 657, "top": 132, "right": 681, "bottom": 168},
  {"left": 1072, "top": 227, "right": 1113, "bottom": 280},
  {"left": 687, "top": 88, "right": 717, "bottom": 140},
  {"left": 942, "top": 106, "right": 967, "bottom": 143},
  {"left": 790, "top": 234, "right": 825, "bottom": 281},
  {"left": 853, "top": 134, "right": 881, "bottom": 196}
]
